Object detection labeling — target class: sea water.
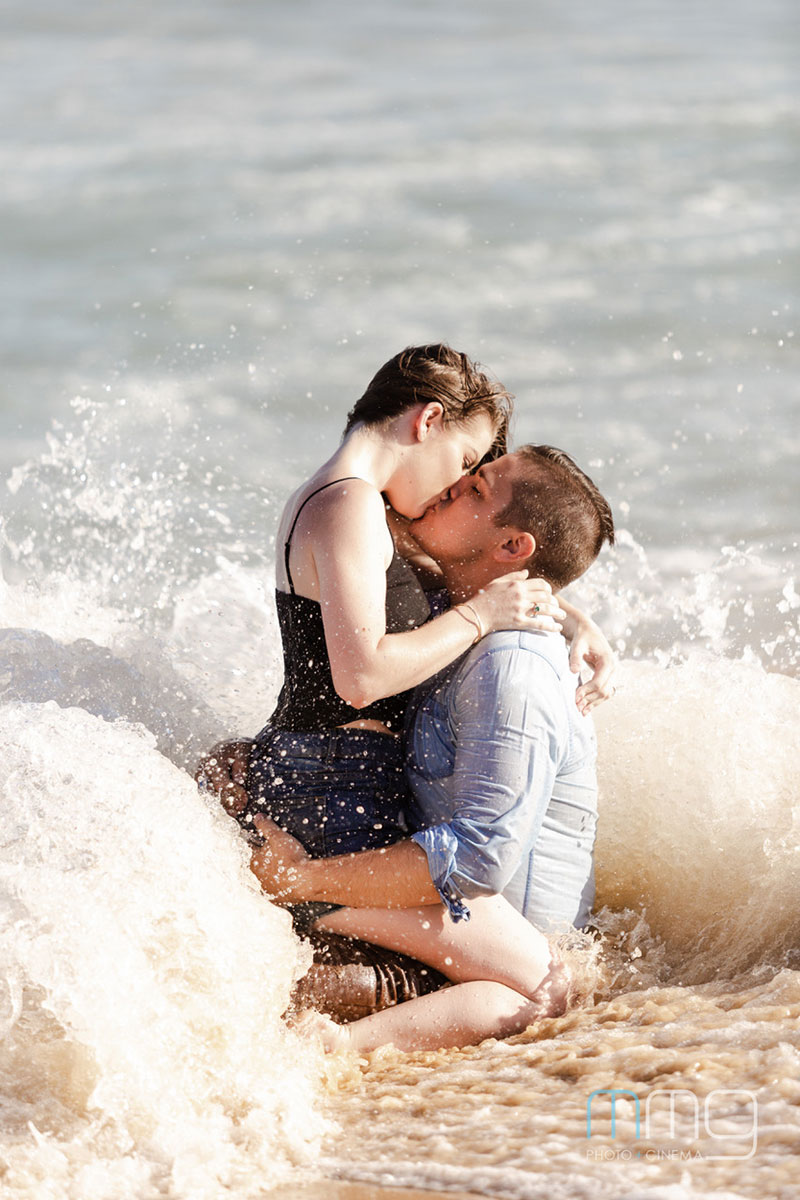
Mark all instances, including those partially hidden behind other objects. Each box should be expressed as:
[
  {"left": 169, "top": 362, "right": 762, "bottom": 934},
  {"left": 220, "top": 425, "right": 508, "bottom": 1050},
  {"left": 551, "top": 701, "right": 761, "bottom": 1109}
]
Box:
[{"left": 1, "top": 0, "right": 799, "bottom": 1197}]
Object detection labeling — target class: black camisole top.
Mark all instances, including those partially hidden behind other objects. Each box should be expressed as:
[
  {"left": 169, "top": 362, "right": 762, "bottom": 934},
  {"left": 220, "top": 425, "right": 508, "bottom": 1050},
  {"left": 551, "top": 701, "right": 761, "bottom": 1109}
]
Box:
[{"left": 268, "top": 478, "right": 432, "bottom": 732}]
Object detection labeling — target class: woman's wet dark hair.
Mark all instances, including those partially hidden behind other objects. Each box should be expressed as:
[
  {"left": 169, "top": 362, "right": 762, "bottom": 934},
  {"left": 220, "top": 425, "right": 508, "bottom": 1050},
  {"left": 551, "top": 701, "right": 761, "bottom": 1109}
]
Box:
[{"left": 345, "top": 344, "right": 514, "bottom": 458}]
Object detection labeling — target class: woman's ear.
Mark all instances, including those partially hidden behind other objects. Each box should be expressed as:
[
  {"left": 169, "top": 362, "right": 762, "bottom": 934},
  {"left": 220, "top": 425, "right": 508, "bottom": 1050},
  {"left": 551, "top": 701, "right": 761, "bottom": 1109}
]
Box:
[
  {"left": 494, "top": 530, "right": 536, "bottom": 564},
  {"left": 414, "top": 401, "right": 445, "bottom": 441}
]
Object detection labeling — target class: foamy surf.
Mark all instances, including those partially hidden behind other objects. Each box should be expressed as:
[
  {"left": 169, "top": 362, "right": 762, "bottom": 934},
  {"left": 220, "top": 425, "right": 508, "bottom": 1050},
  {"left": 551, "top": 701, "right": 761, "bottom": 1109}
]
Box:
[
  {"left": 0, "top": 702, "right": 326, "bottom": 1199},
  {"left": 593, "top": 656, "right": 800, "bottom": 978}
]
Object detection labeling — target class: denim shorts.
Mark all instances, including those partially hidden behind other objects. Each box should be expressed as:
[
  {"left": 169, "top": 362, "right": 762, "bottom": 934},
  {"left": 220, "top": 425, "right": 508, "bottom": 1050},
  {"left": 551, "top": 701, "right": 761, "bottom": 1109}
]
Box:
[{"left": 244, "top": 726, "right": 410, "bottom": 933}]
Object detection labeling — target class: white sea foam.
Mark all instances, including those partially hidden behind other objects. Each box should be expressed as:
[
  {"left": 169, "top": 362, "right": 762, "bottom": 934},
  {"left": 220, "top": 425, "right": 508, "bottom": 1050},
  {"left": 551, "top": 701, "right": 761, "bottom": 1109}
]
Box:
[
  {"left": 593, "top": 656, "right": 800, "bottom": 976},
  {"left": 0, "top": 702, "right": 325, "bottom": 1198}
]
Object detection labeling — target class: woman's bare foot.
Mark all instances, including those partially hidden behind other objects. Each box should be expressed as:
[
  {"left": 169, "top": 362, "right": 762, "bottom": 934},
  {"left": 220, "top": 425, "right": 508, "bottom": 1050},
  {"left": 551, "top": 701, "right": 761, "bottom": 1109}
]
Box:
[
  {"left": 290, "top": 1008, "right": 353, "bottom": 1053},
  {"left": 530, "top": 953, "right": 571, "bottom": 1018}
]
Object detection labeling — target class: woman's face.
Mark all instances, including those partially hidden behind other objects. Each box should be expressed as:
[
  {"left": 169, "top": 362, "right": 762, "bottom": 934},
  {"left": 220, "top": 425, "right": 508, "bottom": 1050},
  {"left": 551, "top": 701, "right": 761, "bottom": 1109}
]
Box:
[{"left": 386, "top": 409, "right": 497, "bottom": 519}]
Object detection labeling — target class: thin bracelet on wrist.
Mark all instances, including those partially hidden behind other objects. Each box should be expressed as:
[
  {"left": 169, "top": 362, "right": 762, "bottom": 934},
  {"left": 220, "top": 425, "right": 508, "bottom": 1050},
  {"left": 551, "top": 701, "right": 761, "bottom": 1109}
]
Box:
[{"left": 455, "top": 601, "right": 485, "bottom": 644}]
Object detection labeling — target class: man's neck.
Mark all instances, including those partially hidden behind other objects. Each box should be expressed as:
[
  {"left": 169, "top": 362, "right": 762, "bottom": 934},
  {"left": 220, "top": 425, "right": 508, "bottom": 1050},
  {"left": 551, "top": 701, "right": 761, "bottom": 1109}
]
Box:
[{"left": 439, "top": 559, "right": 503, "bottom": 604}]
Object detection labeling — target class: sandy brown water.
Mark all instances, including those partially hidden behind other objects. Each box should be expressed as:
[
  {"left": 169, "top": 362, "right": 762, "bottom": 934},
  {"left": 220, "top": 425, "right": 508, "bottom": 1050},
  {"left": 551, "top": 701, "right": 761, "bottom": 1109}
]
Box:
[
  {"left": 314, "top": 958, "right": 800, "bottom": 1198},
  {"left": 269, "top": 1185, "right": 482, "bottom": 1200}
]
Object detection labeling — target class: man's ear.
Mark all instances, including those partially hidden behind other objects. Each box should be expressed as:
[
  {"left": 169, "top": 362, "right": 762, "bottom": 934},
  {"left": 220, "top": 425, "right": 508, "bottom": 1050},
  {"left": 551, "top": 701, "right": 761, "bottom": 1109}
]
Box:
[
  {"left": 493, "top": 530, "right": 535, "bottom": 565},
  {"left": 414, "top": 402, "right": 445, "bottom": 441}
]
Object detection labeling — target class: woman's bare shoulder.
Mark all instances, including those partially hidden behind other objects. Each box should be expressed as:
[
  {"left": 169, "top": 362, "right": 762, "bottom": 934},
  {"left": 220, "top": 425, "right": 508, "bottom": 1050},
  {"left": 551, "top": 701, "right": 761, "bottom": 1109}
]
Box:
[
  {"left": 278, "top": 477, "right": 392, "bottom": 594},
  {"left": 287, "top": 477, "right": 391, "bottom": 560},
  {"left": 281, "top": 475, "right": 380, "bottom": 529},
  {"left": 304, "top": 476, "right": 385, "bottom": 526}
]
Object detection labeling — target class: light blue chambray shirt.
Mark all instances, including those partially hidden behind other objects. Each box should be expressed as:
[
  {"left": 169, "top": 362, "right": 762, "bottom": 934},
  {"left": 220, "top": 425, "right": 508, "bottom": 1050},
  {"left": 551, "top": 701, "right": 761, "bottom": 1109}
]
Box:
[{"left": 406, "top": 629, "right": 598, "bottom": 933}]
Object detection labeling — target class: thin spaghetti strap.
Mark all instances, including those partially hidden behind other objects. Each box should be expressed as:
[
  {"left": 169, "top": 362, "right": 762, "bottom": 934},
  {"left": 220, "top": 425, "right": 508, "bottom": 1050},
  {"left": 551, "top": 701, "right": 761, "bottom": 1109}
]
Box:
[{"left": 283, "top": 476, "right": 364, "bottom": 594}]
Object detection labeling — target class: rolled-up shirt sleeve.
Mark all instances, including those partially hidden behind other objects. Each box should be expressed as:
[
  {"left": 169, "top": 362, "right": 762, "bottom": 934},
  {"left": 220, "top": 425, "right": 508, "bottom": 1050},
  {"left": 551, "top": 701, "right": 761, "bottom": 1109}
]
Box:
[{"left": 411, "top": 642, "right": 562, "bottom": 921}]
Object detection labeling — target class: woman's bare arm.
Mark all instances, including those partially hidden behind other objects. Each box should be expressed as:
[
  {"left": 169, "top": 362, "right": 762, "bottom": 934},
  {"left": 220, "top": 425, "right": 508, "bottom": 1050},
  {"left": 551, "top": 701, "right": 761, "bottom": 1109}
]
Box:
[{"left": 307, "top": 482, "right": 563, "bottom": 708}]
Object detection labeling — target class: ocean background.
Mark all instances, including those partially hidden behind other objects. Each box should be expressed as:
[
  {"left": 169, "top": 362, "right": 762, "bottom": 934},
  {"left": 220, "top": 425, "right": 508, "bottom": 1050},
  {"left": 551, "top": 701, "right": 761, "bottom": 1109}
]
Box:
[{"left": 1, "top": 1, "right": 798, "bottom": 1197}]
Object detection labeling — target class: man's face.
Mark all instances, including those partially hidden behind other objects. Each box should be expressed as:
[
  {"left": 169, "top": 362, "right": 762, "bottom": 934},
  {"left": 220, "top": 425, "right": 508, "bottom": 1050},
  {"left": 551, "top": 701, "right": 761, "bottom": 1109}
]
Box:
[{"left": 410, "top": 452, "right": 523, "bottom": 566}]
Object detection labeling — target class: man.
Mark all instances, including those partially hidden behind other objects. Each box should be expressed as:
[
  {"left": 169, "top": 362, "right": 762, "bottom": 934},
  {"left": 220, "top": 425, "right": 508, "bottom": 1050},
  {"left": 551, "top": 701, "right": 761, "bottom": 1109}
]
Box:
[{"left": 245, "top": 445, "right": 614, "bottom": 1042}]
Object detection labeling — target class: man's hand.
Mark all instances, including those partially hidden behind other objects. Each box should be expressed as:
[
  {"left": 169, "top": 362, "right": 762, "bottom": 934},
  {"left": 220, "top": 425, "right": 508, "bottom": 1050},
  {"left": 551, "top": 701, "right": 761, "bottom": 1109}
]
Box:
[
  {"left": 194, "top": 739, "right": 254, "bottom": 816},
  {"left": 250, "top": 815, "right": 313, "bottom": 902}
]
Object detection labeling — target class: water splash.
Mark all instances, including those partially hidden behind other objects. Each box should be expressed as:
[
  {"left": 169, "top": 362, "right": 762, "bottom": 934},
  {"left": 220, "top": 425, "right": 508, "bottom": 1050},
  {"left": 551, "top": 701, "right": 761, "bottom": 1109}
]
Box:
[
  {"left": 0, "top": 702, "right": 325, "bottom": 1199},
  {"left": 568, "top": 530, "right": 800, "bottom": 676},
  {"left": 593, "top": 656, "right": 800, "bottom": 980}
]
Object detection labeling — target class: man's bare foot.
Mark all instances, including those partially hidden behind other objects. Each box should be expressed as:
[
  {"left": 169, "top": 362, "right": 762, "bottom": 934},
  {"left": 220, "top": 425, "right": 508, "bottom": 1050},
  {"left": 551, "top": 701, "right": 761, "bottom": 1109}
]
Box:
[{"left": 290, "top": 1009, "right": 353, "bottom": 1054}]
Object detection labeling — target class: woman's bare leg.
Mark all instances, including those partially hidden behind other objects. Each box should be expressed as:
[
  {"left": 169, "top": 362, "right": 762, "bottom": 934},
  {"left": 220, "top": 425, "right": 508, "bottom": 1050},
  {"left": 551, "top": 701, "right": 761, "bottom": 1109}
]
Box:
[
  {"left": 315, "top": 893, "right": 553, "bottom": 999},
  {"left": 305, "top": 977, "right": 567, "bottom": 1054}
]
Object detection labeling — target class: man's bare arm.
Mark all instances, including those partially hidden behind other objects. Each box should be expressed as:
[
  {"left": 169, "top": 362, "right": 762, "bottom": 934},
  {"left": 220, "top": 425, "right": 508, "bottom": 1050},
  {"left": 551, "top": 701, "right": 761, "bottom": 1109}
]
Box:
[{"left": 250, "top": 816, "right": 440, "bottom": 908}]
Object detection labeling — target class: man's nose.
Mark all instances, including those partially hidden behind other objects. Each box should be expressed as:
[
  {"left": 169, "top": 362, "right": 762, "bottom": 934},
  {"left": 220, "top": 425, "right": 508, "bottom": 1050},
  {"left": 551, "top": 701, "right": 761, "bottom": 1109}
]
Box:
[{"left": 431, "top": 480, "right": 460, "bottom": 508}]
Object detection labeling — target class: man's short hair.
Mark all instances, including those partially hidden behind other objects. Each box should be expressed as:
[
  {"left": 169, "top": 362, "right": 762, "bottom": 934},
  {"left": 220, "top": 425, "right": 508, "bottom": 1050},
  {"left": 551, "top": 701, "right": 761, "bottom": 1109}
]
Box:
[
  {"left": 344, "top": 344, "right": 513, "bottom": 458},
  {"left": 495, "top": 445, "right": 615, "bottom": 590}
]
